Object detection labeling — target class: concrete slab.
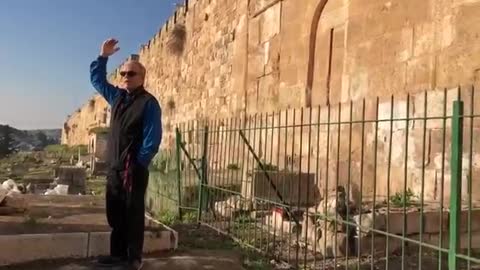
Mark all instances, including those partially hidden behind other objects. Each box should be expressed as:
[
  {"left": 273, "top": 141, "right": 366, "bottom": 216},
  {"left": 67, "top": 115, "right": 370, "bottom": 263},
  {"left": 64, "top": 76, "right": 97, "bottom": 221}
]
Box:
[
  {"left": 0, "top": 228, "right": 176, "bottom": 266},
  {"left": 0, "top": 250, "right": 246, "bottom": 270},
  {"left": 86, "top": 232, "right": 109, "bottom": 257},
  {"left": 0, "top": 233, "right": 88, "bottom": 266},
  {"left": 0, "top": 195, "right": 178, "bottom": 266}
]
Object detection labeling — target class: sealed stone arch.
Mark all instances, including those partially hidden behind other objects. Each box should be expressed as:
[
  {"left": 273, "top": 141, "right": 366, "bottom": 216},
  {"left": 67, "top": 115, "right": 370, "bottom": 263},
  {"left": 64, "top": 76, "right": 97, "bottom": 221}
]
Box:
[{"left": 306, "top": 0, "right": 347, "bottom": 107}]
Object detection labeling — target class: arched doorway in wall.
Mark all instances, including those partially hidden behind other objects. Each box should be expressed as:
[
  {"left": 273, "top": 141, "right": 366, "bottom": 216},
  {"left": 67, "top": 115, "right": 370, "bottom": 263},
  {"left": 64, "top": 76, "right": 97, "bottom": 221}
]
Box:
[{"left": 306, "top": 0, "right": 346, "bottom": 107}]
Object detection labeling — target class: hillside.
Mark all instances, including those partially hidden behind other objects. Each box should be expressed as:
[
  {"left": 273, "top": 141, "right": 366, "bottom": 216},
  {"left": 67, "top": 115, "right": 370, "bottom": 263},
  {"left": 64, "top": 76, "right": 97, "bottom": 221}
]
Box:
[{"left": 0, "top": 125, "right": 61, "bottom": 152}]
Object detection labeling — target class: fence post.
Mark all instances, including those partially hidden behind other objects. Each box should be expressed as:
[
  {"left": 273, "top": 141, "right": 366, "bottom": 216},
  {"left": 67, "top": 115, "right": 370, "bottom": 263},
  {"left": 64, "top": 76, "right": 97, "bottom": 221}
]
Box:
[
  {"left": 175, "top": 128, "right": 183, "bottom": 221},
  {"left": 449, "top": 100, "right": 464, "bottom": 270},
  {"left": 197, "top": 125, "right": 209, "bottom": 224}
]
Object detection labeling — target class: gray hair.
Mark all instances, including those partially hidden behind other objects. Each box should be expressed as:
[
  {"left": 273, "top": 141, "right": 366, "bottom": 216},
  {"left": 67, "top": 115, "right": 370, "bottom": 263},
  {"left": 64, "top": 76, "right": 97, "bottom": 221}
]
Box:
[{"left": 123, "top": 60, "right": 146, "bottom": 79}]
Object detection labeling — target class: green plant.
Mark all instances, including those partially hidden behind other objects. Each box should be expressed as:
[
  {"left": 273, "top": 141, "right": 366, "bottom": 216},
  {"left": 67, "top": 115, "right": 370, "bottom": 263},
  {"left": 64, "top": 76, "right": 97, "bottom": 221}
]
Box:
[
  {"left": 167, "top": 24, "right": 186, "bottom": 56},
  {"left": 182, "top": 210, "right": 198, "bottom": 223},
  {"left": 167, "top": 99, "right": 176, "bottom": 110},
  {"left": 157, "top": 210, "right": 179, "bottom": 226},
  {"left": 390, "top": 188, "right": 416, "bottom": 207},
  {"left": 227, "top": 163, "right": 240, "bottom": 170}
]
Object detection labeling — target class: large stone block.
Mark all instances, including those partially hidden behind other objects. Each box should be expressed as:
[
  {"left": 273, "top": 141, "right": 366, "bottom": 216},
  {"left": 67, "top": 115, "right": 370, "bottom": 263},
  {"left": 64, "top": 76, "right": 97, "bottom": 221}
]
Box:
[
  {"left": 87, "top": 232, "right": 110, "bottom": 257},
  {"left": 426, "top": 231, "right": 480, "bottom": 250},
  {"left": 453, "top": 3, "right": 480, "bottom": 46},
  {"left": 318, "top": 5, "right": 348, "bottom": 33},
  {"left": 406, "top": 55, "right": 435, "bottom": 92},
  {"left": 413, "top": 23, "right": 435, "bottom": 57},
  {"left": 251, "top": 170, "right": 319, "bottom": 207},
  {"left": 248, "top": 0, "right": 279, "bottom": 15},
  {"left": 56, "top": 166, "right": 87, "bottom": 195},
  {"left": 259, "top": 2, "right": 281, "bottom": 44},
  {"left": 264, "top": 35, "right": 281, "bottom": 75},
  {"left": 0, "top": 233, "right": 88, "bottom": 266},
  {"left": 412, "top": 88, "right": 459, "bottom": 129},
  {"left": 423, "top": 209, "right": 450, "bottom": 233},
  {"left": 383, "top": 208, "right": 422, "bottom": 235},
  {"left": 144, "top": 231, "right": 175, "bottom": 253},
  {"left": 352, "top": 212, "right": 386, "bottom": 237},
  {"left": 382, "top": 27, "right": 414, "bottom": 64},
  {"left": 87, "top": 230, "right": 174, "bottom": 257},
  {"left": 459, "top": 208, "right": 480, "bottom": 233},
  {"left": 435, "top": 47, "right": 480, "bottom": 88},
  {"left": 355, "top": 235, "right": 403, "bottom": 257}
]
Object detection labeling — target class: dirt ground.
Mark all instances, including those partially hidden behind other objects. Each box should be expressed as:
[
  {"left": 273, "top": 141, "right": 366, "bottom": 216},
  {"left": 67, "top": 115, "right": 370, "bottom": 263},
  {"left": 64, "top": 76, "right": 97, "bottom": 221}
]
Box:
[
  {"left": 0, "top": 250, "right": 247, "bottom": 270},
  {"left": 0, "top": 224, "right": 250, "bottom": 270}
]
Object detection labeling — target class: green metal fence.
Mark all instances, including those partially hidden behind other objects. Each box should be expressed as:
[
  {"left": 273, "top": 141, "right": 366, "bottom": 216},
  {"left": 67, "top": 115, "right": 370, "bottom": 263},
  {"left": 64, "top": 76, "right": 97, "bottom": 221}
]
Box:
[{"left": 152, "top": 86, "right": 480, "bottom": 269}]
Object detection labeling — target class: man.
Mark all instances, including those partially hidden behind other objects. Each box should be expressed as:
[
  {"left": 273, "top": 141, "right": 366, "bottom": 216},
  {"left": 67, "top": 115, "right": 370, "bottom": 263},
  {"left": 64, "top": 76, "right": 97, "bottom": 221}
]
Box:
[{"left": 90, "top": 38, "right": 162, "bottom": 270}]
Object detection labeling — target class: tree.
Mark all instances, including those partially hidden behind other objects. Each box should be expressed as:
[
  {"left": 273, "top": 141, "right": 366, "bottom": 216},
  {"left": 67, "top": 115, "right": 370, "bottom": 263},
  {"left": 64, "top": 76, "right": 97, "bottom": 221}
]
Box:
[
  {"left": 36, "top": 131, "right": 48, "bottom": 148},
  {"left": 0, "top": 125, "right": 15, "bottom": 158}
]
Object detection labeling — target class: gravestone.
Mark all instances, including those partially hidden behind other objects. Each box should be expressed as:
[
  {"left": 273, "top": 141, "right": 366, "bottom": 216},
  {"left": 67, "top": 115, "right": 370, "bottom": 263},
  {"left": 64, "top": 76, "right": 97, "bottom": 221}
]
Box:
[{"left": 55, "top": 166, "right": 86, "bottom": 194}]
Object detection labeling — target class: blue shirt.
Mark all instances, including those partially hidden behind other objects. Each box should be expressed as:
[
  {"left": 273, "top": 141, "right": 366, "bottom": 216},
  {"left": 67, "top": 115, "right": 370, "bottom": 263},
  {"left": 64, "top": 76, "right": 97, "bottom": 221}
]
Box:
[{"left": 90, "top": 56, "right": 162, "bottom": 168}]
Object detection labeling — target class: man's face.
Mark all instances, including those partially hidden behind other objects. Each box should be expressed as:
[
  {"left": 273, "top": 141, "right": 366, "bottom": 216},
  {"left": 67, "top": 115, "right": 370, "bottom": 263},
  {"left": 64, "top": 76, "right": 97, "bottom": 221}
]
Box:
[{"left": 119, "top": 61, "right": 145, "bottom": 91}]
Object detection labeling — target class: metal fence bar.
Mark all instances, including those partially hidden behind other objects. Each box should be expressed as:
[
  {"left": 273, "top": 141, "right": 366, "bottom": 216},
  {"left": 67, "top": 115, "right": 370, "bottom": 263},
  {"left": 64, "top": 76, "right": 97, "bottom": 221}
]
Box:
[
  {"left": 197, "top": 125, "right": 209, "bottom": 224},
  {"left": 439, "top": 88, "right": 447, "bottom": 270},
  {"left": 346, "top": 101, "right": 353, "bottom": 270},
  {"left": 419, "top": 91, "right": 427, "bottom": 270},
  {"left": 313, "top": 105, "right": 321, "bottom": 268},
  {"left": 402, "top": 94, "right": 411, "bottom": 270},
  {"left": 357, "top": 99, "right": 365, "bottom": 270},
  {"left": 152, "top": 87, "right": 480, "bottom": 270},
  {"left": 371, "top": 98, "right": 379, "bottom": 270},
  {"left": 467, "top": 86, "right": 475, "bottom": 270},
  {"left": 175, "top": 128, "right": 183, "bottom": 220},
  {"left": 385, "top": 95, "right": 394, "bottom": 270},
  {"left": 449, "top": 99, "right": 464, "bottom": 270}
]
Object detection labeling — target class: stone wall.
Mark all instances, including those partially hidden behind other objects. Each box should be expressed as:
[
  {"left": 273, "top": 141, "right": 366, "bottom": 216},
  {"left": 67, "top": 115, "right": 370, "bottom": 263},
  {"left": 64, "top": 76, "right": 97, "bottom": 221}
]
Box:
[
  {"left": 63, "top": 0, "right": 480, "bottom": 147},
  {"left": 61, "top": 95, "right": 109, "bottom": 146},
  {"left": 61, "top": 0, "right": 480, "bottom": 203}
]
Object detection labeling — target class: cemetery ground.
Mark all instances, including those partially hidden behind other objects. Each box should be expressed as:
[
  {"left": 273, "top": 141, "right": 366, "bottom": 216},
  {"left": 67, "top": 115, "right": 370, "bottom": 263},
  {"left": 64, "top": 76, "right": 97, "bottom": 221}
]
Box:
[
  {"left": 0, "top": 150, "right": 478, "bottom": 270},
  {"left": 0, "top": 150, "right": 270, "bottom": 270}
]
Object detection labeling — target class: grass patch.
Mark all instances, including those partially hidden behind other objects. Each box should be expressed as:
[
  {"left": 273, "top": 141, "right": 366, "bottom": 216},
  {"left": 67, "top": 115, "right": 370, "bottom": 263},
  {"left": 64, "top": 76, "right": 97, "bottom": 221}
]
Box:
[
  {"left": 45, "top": 144, "right": 87, "bottom": 156},
  {"left": 390, "top": 188, "right": 417, "bottom": 207},
  {"left": 86, "top": 177, "right": 106, "bottom": 196}
]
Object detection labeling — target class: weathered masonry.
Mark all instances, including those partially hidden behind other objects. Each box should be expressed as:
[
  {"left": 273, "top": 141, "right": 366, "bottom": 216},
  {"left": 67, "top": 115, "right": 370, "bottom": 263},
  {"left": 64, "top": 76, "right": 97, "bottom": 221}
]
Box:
[
  {"left": 62, "top": 0, "right": 480, "bottom": 203},
  {"left": 63, "top": 0, "right": 480, "bottom": 147}
]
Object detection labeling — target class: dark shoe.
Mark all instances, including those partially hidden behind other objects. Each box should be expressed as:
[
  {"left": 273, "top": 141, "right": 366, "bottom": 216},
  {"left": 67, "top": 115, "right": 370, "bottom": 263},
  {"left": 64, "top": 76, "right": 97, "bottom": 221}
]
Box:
[{"left": 95, "top": 255, "right": 127, "bottom": 267}]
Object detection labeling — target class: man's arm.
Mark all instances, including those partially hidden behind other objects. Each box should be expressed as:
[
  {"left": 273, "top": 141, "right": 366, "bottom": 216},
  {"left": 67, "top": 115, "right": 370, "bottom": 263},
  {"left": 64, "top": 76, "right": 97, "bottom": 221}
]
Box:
[
  {"left": 137, "top": 99, "right": 163, "bottom": 168},
  {"left": 90, "top": 56, "right": 121, "bottom": 106}
]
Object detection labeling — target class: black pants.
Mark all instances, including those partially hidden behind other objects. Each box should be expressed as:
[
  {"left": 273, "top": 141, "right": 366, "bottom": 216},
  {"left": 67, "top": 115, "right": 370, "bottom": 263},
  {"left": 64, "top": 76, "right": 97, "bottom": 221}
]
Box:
[{"left": 106, "top": 164, "right": 149, "bottom": 262}]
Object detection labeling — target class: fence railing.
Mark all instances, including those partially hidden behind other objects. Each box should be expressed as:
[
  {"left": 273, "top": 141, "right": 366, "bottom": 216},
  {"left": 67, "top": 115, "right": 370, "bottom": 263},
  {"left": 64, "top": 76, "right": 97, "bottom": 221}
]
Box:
[{"left": 149, "top": 86, "right": 480, "bottom": 269}]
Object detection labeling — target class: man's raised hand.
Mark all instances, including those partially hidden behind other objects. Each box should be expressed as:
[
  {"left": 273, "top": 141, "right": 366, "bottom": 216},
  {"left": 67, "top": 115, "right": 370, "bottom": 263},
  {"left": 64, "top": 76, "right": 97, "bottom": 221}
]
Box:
[{"left": 100, "top": 38, "right": 120, "bottom": 57}]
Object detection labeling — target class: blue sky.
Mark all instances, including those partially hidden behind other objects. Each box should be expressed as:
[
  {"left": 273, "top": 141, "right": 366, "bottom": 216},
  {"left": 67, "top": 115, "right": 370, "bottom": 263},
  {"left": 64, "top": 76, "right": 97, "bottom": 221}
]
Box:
[{"left": 0, "top": 0, "right": 176, "bottom": 130}]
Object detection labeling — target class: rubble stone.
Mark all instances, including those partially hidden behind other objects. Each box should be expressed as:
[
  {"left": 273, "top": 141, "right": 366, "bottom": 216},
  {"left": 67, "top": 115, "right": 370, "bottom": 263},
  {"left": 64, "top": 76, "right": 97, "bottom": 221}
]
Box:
[{"left": 0, "top": 187, "right": 6, "bottom": 205}]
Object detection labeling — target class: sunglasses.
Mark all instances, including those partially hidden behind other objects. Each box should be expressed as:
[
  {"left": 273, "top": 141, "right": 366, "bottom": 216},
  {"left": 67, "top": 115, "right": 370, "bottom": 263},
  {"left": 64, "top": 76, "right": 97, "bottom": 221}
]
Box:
[{"left": 120, "top": 71, "right": 138, "bottom": 78}]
